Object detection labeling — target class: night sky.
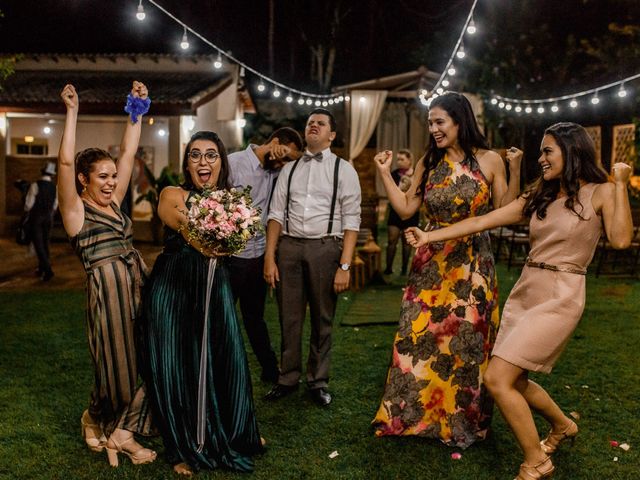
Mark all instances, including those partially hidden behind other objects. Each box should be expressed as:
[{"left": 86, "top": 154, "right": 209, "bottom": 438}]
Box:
[{"left": 1, "top": 0, "right": 639, "bottom": 96}]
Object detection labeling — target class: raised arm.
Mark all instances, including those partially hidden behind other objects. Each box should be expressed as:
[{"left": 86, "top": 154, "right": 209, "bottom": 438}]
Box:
[
  {"left": 595, "top": 163, "right": 634, "bottom": 249},
  {"left": 57, "top": 84, "right": 85, "bottom": 236},
  {"left": 485, "top": 147, "right": 522, "bottom": 208},
  {"left": 113, "top": 81, "right": 149, "bottom": 205},
  {"left": 374, "top": 150, "right": 423, "bottom": 219},
  {"left": 406, "top": 196, "right": 526, "bottom": 248}
]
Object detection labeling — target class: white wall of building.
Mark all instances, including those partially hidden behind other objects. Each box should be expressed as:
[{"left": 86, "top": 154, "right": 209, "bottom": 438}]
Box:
[{"left": 7, "top": 115, "right": 171, "bottom": 176}]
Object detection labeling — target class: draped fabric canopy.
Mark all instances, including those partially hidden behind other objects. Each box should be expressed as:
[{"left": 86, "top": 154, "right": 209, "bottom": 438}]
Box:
[{"left": 348, "top": 89, "right": 388, "bottom": 161}]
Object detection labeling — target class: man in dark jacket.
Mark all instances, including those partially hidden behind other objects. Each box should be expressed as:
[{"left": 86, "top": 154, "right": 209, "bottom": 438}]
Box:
[{"left": 25, "top": 162, "right": 58, "bottom": 281}]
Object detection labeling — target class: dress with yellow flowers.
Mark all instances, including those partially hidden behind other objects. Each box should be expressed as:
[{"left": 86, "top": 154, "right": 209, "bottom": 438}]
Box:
[{"left": 372, "top": 154, "right": 499, "bottom": 449}]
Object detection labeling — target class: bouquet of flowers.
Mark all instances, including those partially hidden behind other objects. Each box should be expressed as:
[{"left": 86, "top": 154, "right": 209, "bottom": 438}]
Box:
[{"left": 182, "top": 186, "right": 263, "bottom": 255}]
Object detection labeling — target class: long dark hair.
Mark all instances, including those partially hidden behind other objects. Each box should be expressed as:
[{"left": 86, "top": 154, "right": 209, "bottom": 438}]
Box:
[
  {"left": 523, "top": 122, "right": 608, "bottom": 220},
  {"left": 181, "top": 131, "right": 230, "bottom": 191},
  {"left": 418, "top": 92, "right": 490, "bottom": 195}
]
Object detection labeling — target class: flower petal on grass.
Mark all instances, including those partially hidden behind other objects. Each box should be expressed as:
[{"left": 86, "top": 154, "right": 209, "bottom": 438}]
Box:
[
  {"left": 451, "top": 452, "right": 462, "bottom": 460},
  {"left": 329, "top": 451, "right": 339, "bottom": 459},
  {"left": 619, "top": 443, "right": 630, "bottom": 451}
]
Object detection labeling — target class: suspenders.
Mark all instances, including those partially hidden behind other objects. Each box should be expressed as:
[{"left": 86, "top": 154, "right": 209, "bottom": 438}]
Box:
[{"left": 284, "top": 156, "right": 341, "bottom": 235}]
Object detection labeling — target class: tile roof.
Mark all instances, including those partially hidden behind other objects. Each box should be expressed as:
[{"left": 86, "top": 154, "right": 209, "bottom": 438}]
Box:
[{"left": 0, "top": 54, "right": 234, "bottom": 115}]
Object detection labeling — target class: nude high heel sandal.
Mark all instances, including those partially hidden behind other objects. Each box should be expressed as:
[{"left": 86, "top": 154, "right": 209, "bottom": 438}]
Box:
[
  {"left": 105, "top": 434, "right": 157, "bottom": 467},
  {"left": 80, "top": 410, "right": 106, "bottom": 452},
  {"left": 540, "top": 419, "right": 578, "bottom": 455},
  {"left": 514, "top": 456, "right": 555, "bottom": 480}
]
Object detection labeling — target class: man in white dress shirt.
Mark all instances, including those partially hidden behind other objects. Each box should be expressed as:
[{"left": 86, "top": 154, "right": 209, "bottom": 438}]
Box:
[
  {"left": 263, "top": 108, "right": 361, "bottom": 406},
  {"left": 228, "top": 127, "right": 303, "bottom": 384}
]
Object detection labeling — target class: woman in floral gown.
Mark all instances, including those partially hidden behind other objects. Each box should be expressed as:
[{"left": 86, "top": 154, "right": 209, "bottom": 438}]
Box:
[{"left": 372, "top": 92, "right": 522, "bottom": 448}]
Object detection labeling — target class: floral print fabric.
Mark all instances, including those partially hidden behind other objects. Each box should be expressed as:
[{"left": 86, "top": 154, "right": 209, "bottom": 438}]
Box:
[{"left": 372, "top": 155, "right": 499, "bottom": 448}]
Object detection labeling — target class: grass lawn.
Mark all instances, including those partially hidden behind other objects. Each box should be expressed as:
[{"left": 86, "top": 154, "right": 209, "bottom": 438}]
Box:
[{"left": 0, "top": 262, "right": 638, "bottom": 479}]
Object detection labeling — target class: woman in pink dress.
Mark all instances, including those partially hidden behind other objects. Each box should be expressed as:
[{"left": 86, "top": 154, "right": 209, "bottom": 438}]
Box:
[{"left": 406, "top": 122, "right": 633, "bottom": 480}]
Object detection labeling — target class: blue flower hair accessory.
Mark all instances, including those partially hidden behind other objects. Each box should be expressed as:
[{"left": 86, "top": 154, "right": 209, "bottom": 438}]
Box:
[{"left": 124, "top": 93, "right": 151, "bottom": 124}]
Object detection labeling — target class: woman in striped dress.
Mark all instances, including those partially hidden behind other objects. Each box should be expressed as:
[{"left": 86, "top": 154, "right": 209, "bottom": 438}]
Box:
[{"left": 58, "top": 82, "right": 156, "bottom": 467}]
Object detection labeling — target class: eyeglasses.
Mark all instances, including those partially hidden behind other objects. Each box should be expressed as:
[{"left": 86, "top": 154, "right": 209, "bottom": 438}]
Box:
[{"left": 188, "top": 150, "right": 220, "bottom": 163}]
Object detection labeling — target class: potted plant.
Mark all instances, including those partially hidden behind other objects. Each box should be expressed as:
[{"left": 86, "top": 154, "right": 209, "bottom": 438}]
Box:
[{"left": 135, "top": 164, "right": 182, "bottom": 244}]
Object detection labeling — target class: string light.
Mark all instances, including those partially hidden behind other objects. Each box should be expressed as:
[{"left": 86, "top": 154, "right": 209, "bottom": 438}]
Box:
[
  {"left": 213, "top": 52, "right": 223, "bottom": 69},
  {"left": 285, "top": 93, "right": 293, "bottom": 103},
  {"left": 490, "top": 72, "right": 640, "bottom": 115},
  {"left": 272, "top": 88, "right": 281, "bottom": 98},
  {"left": 142, "top": 0, "right": 348, "bottom": 103},
  {"left": 136, "top": 0, "right": 146, "bottom": 21},
  {"left": 423, "top": 0, "right": 479, "bottom": 99},
  {"left": 180, "top": 27, "right": 189, "bottom": 50},
  {"left": 466, "top": 18, "right": 477, "bottom": 35},
  {"left": 618, "top": 83, "right": 627, "bottom": 97}
]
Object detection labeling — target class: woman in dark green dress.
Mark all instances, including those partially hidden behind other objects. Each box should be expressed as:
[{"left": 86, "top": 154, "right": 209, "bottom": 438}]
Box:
[{"left": 141, "top": 131, "right": 263, "bottom": 476}]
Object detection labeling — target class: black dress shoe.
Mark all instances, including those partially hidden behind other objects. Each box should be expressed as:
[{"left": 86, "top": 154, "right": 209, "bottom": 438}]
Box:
[
  {"left": 264, "top": 383, "right": 298, "bottom": 401},
  {"left": 310, "top": 387, "right": 331, "bottom": 406}
]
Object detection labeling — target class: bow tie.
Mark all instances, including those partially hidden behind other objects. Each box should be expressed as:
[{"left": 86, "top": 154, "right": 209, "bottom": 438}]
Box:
[{"left": 302, "top": 152, "right": 323, "bottom": 162}]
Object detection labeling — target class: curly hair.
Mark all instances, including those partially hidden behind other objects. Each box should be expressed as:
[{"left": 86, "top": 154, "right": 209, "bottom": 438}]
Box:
[{"left": 523, "top": 122, "right": 608, "bottom": 220}]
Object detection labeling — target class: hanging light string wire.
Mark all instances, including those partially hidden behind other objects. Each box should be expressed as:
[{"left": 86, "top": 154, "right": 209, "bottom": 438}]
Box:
[
  {"left": 427, "top": 0, "right": 479, "bottom": 97},
  {"left": 492, "top": 71, "right": 640, "bottom": 105},
  {"left": 147, "top": 0, "right": 341, "bottom": 99}
]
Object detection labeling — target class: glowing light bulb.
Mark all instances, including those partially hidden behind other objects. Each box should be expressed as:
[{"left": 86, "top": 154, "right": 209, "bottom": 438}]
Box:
[
  {"left": 136, "top": 0, "right": 146, "bottom": 21},
  {"left": 537, "top": 106, "right": 545, "bottom": 114},
  {"left": 272, "top": 89, "right": 281, "bottom": 98},
  {"left": 286, "top": 94, "right": 293, "bottom": 103},
  {"left": 447, "top": 67, "right": 456, "bottom": 76},
  {"left": 180, "top": 28, "right": 189, "bottom": 50},
  {"left": 297, "top": 97, "right": 304, "bottom": 105},
  {"left": 551, "top": 104, "right": 559, "bottom": 113},
  {"left": 525, "top": 106, "right": 533, "bottom": 113},
  {"left": 314, "top": 100, "right": 321, "bottom": 106},
  {"left": 306, "top": 98, "right": 313, "bottom": 105},
  {"left": 466, "top": 19, "right": 477, "bottom": 35},
  {"left": 591, "top": 94, "right": 600, "bottom": 105},
  {"left": 498, "top": 102, "right": 505, "bottom": 109},
  {"left": 505, "top": 104, "right": 512, "bottom": 111},
  {"left": 618, "top": 84, "right": 627, "bottom": 98},
  {"left": 490, "top": 98, "right": 498, "bottom": 105},
  {"left": 442, "top": 79, "right": 450, "bottom": 87},
  {"left": 257, "top": 82, "right": 266, "bottom": 92},
  {"left": 158, "top": 129, "right": 166, "bottom": 137},
  {"left": 213, "top": 52, "right": 223, "bottom": 69},
  {"left": 569, "top": 99, "right": 578, "bottom": 108},
  {"left": 514, "top": 105, "right": 522, "bottom": 113},
  {"left": 43, "top": 126, "right": 51, "bottom": 135}
]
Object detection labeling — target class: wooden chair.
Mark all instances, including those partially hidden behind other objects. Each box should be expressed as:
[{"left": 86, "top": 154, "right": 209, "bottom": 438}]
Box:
[
  {"left": 359, "top": 233, "right": 382, "bottom": 279},
  {"left": 350, "top": 254, "right": 366, "bottom": 290}
]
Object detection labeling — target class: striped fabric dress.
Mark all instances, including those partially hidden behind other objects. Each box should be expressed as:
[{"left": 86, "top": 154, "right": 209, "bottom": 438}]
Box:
[{"left": 71, "top": 201, "right": 153, "bottom": 437}]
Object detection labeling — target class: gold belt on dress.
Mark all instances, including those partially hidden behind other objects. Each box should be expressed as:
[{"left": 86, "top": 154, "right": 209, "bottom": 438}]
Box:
[{"left": 525, "top": 257, "right": 586, "bottom": 275}]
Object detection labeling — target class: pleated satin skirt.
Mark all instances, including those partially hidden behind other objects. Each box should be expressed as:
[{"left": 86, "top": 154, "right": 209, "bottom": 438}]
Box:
[{"left": 140, "top": 242, "right": 263, "bottom": 472}]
